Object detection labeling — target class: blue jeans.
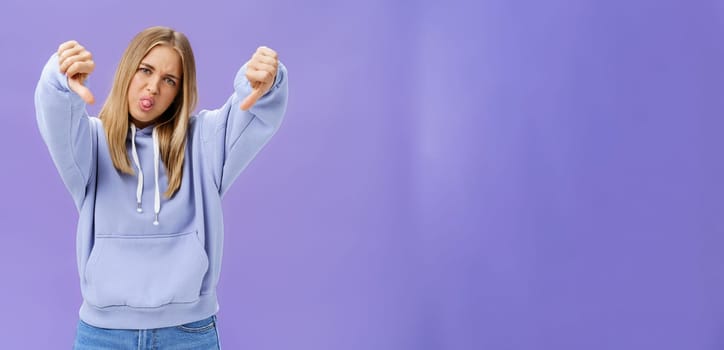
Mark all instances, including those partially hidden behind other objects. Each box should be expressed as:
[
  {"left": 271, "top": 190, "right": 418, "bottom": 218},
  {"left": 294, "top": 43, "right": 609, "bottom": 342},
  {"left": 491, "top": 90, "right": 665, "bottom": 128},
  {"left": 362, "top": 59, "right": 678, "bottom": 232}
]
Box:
[{"left": 73, "top": 315, "right": 220, "bottom": 349}]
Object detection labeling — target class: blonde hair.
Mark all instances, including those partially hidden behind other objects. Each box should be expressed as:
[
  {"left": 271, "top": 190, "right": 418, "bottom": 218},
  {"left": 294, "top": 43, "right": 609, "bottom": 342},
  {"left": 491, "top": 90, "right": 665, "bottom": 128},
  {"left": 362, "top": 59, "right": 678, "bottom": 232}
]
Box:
[{"left": 99, "top": 26, "right": 197, "bottom": 198}]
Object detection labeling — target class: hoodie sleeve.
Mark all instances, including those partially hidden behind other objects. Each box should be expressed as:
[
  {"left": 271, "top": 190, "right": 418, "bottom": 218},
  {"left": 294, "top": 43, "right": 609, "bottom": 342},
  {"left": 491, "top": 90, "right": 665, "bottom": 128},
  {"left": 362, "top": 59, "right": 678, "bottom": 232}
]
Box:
[
  {"left": 35, "top": 53, "right": 93, "bottom": 209},
  {"left": 198, "top": 61, "right": 288, "bottom": 197}
]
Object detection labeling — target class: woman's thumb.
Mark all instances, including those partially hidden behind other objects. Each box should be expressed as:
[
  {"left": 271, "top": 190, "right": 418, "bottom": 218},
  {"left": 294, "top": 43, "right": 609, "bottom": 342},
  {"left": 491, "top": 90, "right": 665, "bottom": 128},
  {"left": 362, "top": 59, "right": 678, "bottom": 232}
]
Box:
[{"left": 68, "top": 78, "right": 95, "bottom": 105}]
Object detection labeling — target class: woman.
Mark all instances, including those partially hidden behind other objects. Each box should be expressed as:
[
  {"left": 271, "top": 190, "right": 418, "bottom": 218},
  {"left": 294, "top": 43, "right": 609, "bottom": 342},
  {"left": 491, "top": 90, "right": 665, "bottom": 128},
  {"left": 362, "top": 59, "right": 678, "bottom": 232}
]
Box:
[{"left": 35, "top": 26, "right": 288, "bottom": 349}]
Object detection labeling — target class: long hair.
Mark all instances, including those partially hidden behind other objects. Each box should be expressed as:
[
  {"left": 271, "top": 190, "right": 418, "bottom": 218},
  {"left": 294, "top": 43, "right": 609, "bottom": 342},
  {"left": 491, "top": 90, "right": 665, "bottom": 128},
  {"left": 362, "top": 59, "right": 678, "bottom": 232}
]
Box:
[{"left": 99, "top": 26, "right": 197, "bottom": 198}]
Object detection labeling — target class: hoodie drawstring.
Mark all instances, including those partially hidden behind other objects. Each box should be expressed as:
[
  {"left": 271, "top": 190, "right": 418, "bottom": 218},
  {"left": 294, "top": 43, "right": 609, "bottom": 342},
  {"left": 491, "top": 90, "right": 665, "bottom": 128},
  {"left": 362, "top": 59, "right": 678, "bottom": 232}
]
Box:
[
  {"left": 130, "top": 125, "right": 162, "bottom": 225},
  {"left": 130, "top": 126, "right": 144, "bottom": 213},
  {"left": 152, "top": 127, "right": 160, "bottom": 226}
]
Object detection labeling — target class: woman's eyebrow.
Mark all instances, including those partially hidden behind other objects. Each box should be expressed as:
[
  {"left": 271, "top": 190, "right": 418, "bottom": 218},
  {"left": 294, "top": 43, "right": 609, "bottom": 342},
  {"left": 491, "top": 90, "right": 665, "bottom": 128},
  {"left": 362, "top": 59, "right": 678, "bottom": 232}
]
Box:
[{"left": 140, "top": 62, "right": 179, "bottom": 81}]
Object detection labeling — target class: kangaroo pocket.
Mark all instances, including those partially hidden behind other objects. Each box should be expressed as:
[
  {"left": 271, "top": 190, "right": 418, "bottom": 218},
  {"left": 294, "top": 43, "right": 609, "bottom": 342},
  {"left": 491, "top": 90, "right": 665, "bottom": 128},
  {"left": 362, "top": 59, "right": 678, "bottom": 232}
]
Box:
[{"left": 84, "top": 230, "right": 209, "bottom": 308}]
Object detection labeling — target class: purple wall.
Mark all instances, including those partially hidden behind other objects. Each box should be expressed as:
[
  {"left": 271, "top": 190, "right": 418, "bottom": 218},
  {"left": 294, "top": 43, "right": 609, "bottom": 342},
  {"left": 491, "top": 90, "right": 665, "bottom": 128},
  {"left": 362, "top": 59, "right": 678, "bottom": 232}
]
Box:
[{"left": 0, "top": 0, "right": 722, "bottom": 349}]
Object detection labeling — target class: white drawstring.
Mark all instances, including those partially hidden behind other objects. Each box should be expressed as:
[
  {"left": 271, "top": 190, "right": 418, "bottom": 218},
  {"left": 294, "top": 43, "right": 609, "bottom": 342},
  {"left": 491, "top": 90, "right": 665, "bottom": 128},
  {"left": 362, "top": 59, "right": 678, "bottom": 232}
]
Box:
[
  {"left": 152, "top": 127, "right": 161, "bottom": 226},
  {"left": 130, "top": 125, "right": 144, "bottom": 213},
  {"left": 130, "top": 125, "right": 162, "bottom": 225}
]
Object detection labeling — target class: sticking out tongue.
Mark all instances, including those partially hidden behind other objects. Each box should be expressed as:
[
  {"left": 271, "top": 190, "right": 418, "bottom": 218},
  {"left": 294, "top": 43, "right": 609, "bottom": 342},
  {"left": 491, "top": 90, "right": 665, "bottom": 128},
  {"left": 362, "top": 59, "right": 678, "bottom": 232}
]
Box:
[{"left": 140, "top": 98, "right": 154, "bottom": 111}]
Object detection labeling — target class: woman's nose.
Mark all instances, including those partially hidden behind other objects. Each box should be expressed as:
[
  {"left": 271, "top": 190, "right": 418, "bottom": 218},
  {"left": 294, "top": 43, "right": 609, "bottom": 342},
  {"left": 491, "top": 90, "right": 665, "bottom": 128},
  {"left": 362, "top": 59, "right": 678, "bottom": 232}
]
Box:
[{"left": 145, "top": 77, "right": 160, "bottom": 94}]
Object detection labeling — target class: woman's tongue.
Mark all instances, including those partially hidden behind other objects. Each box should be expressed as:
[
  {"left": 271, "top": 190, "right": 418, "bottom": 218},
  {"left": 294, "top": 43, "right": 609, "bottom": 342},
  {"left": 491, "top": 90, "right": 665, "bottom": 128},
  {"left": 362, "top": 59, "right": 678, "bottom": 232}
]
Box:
[{"left": 140, "top": 98, "right": 154, "bottom": 112}]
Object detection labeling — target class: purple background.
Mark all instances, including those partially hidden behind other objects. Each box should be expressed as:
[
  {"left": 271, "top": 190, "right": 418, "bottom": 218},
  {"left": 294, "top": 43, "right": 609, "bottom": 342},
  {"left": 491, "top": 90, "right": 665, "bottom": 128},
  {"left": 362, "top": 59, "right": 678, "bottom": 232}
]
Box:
[{"left": 0, "top": 0, "right": 722, "bottom": 349}]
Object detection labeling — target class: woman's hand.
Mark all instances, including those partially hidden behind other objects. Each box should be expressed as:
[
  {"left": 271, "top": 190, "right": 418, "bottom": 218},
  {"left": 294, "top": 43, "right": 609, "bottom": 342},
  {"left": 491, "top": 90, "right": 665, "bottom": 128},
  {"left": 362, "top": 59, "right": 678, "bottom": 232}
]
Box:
[
  {"left": 240, "top": 46, "right": 278, "bottom": 111},
  {"left": 57, "top": 40, "right": 95, "bottom": 104}
]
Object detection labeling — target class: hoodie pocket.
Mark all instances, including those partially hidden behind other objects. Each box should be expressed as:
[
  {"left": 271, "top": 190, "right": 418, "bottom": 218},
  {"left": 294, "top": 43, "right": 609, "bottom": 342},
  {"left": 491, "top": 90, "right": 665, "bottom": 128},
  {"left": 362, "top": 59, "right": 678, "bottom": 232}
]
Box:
[{"left": 84, "top": 230, "right": 209, "bottom": 308}]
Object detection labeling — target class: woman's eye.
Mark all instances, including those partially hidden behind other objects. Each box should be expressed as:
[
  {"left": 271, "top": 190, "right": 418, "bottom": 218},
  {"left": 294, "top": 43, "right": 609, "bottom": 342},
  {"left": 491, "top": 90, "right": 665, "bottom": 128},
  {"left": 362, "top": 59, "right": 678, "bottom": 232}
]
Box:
[
  {"left": 139, "top": 67, "right": 151, "bottom": 74},
  {"left": 165, "top": 78, "right": 176, "bottom": 86}
]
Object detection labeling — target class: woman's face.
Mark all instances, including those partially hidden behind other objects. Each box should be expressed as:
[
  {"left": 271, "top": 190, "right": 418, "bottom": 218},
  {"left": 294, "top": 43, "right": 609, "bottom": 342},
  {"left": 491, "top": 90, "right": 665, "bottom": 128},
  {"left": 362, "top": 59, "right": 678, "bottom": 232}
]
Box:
[{"left": 127, "top": 45, "right": 182, "bottom": 128}]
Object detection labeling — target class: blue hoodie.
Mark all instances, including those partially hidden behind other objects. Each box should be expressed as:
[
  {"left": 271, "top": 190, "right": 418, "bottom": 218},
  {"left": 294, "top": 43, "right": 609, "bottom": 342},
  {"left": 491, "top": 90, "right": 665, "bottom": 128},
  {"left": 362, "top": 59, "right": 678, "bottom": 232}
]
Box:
[{"left": 35, "top": 53, "right": 288, "bottom": 329}]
